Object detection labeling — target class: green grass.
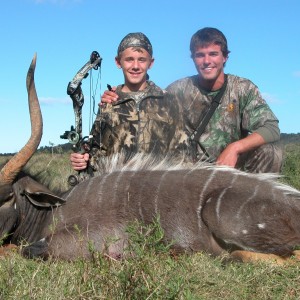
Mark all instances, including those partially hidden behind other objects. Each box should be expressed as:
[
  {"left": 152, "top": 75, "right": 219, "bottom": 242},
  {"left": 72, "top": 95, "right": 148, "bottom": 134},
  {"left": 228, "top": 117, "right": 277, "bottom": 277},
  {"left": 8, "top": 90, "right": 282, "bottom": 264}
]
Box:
[
  {"left": 0, "top": 146, "right": 300, "bottom": 299},
  {"left": 1, "top": 221, "right": 300, "bottom": 299},
  {"left": 0, "top": 151, "right": 74, "bottom": 192},
  {"left": 1, "top": 227, "right": 300, "bottom": 299},
  {"left": 281, "top": 144, "right": 300, "bottom": 190}
]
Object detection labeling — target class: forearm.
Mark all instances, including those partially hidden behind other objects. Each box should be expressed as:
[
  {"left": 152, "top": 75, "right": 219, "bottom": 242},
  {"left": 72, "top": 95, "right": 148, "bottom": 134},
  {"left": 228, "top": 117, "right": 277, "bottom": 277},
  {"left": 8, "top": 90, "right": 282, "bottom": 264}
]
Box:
[
  {"left": 216, "top": 133, "right": 265, "bottom": 167},
  {"left": 229, "top": 132, "right": 266, "bottom": 155}
]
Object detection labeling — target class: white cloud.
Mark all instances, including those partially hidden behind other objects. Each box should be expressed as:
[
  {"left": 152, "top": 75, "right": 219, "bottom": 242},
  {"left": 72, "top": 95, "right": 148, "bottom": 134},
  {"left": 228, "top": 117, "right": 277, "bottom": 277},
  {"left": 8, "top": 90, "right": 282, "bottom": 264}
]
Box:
[
  {"left": 262, "top": 93, "right": 282, "bottom": 105},
  {"left": 40, "top": 96, "right": 71, "bottom": 105},
  {"left": 293, "top": 71, "right": 300, "bottom": 78}
]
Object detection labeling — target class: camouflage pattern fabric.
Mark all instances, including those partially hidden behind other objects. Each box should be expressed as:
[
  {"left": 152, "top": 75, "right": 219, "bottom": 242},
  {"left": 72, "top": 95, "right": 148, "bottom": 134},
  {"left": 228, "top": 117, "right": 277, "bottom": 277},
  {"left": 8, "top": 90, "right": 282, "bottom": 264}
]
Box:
[
  {"left": 89, "top": 81, "right": 188, "bottom": 169},
  {"left": 117, "top": 32, "right": 153, "bottom": 57},
  {"left": 166, "top": 74, "right": 282, "bottom": 172},
  {"left": 236, "top": 143, "right": 283, "bottom": 173}
]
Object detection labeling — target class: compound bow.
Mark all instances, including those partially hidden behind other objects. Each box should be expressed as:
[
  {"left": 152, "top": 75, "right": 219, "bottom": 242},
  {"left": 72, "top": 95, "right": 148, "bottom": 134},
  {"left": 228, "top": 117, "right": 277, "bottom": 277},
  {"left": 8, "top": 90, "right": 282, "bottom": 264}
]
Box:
[
  {"left": 60, "top": 51, "right": 102, "bottom": 186},
  {"left": 60, "top": 51, "right": 102, "bottom": 152}
]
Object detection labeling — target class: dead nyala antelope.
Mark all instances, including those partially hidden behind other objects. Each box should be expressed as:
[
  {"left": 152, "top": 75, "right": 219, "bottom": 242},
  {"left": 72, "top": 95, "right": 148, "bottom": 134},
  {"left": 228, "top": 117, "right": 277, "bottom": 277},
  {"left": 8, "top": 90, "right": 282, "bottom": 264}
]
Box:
[{"left": 1, "top": 54, "right": 300, "bottom": 264}]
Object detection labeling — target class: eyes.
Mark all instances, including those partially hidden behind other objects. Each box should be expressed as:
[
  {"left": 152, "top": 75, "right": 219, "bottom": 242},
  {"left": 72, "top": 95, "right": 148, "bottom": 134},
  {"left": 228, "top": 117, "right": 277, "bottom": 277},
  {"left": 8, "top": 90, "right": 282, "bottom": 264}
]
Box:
[
  {"left": 123, "top": 57, "right": 149, "bottom": 63},
  {"left": 194, "top": 51, "right": 220, "bottom": 59}
]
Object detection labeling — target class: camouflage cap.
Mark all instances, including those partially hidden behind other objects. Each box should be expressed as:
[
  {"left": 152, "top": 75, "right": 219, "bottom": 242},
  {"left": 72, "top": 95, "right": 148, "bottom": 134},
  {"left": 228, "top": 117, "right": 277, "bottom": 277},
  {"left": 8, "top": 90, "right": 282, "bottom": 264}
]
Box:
[{"left": 117, "top": 32, "right": 153, "bottom": 57}]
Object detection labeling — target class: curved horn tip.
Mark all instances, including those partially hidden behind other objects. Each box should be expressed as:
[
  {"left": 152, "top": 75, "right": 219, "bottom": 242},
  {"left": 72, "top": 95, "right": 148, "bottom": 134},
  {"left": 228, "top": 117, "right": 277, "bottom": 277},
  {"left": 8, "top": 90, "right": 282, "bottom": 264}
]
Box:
[
  {"left": 31, "top": 53, "right": 37, "bottom": 69},
  {"left": 27, "top": 53, "right": 37, "bottom": 88}
]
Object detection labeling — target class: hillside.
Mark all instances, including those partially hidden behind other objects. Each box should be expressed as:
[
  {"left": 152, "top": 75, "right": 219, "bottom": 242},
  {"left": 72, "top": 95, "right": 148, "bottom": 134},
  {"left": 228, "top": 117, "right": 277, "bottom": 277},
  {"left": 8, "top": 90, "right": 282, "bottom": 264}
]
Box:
[
  {"left": 1, "top": 133, "right": 300, "bottom": 156},
  {"left": 276, "top": 133, "right": 300, "bottom": 145}
]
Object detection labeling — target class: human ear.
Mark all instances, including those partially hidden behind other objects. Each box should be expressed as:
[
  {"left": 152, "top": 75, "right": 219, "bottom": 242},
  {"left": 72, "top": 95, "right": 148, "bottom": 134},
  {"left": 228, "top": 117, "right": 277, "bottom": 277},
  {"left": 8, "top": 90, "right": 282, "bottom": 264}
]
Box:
[
  {"left": 148, "top": 58, "right": 155, "bottom": 70},
  {"left": 223, "top": 54, "right": 229, "bottom": 65},
  {"left": 115, "top": 56, "right": 122, "bottom": 69}
]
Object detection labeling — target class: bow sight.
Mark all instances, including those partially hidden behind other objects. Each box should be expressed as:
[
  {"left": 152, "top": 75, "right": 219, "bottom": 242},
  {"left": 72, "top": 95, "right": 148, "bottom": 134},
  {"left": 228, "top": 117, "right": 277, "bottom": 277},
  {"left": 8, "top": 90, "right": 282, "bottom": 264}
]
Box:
[{"left": 60, "top": 51, "right": 102, "bottom": 152}]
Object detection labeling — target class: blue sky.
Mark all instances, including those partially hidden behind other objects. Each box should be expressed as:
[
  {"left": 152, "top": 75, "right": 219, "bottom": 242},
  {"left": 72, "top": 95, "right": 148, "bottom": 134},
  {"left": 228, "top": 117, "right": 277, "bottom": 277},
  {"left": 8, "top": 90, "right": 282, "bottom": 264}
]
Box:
[{"left": 1, "top": 0, "right": 299, "bottom": 153}]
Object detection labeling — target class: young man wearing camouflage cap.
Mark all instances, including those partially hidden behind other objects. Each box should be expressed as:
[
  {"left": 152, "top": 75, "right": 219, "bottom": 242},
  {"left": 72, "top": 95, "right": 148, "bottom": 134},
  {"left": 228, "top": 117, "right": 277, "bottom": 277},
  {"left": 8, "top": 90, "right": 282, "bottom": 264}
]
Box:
[
  {"left": 102, "top": 28, "right": 282, "bottom": 173},
  {"left": 70, "top": 32, "right": 186, "bottom": 172}
]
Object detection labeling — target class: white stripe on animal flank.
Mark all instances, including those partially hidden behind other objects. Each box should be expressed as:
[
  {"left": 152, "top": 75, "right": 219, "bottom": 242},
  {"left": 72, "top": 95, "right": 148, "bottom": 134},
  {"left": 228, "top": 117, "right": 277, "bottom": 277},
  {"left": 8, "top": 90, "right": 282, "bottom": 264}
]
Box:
[
  {"left": 199, "top": 168, "right": 217, "bottom": 205},
  {"left": 137, "top": 170, "right": 153, "bottom": 222},
  {"left": 197, "top": 168, "right": 217, "bottom": 230},
  {"left": 236, "top": 185, "right": 259, "bottom": 220},
  {"left": 182, "top": 167, "right": 204, "bottom": 231},
  {"left": 124, "top": 170, "right": 137, "bottom": 214},
  {"left": 271, "top": 183, "right": 276, "bottom": 201},
  {"left": 83, "top": 177, "right": 95, "bottom": 203},
  {"left": 216, "top": 187, "right": 231, "bottom": 222},
  {"left": 153, "top": 169, "right": 169, "bottom": 215},
  {"left": 112, "top": 169, "right": 125, "bottom": 204},
  {"left": 96, "top": 172, "right": 110, "bottom": 205},
  {"left": 215, "top": 172, "right": 239, "bottom": 222},
  {"left": 138, "top": 192, "right": 143, "bottom": 221}
]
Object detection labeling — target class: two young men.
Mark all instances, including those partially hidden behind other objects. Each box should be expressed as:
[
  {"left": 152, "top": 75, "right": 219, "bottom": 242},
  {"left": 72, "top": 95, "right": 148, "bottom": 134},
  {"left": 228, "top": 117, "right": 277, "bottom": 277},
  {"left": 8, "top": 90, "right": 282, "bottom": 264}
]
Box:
[{"left": 72, "top": 28, "right": 282, "bottom": 174}]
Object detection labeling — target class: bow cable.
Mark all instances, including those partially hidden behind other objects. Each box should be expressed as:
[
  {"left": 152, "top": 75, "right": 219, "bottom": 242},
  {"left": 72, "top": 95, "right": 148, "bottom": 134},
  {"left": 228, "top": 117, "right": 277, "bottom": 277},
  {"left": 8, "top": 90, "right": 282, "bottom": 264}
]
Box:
[{"left": 60, "top": 51, "right": 102, "bottom": 152}]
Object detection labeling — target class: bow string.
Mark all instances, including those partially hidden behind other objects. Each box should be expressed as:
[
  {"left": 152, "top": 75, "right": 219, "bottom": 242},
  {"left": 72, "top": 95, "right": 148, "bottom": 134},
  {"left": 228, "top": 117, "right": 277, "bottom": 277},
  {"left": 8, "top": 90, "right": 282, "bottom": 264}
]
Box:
[{"left": 61, "top": 51, "right": 102, "bottom": 152}]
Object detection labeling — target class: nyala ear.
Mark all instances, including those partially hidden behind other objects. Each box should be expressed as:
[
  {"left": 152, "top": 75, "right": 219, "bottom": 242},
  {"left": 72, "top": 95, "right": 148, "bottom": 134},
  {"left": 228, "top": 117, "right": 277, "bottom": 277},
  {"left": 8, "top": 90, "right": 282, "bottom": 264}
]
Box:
[
  {"left": 24, "top": 190, "right": 65, "bottom": 208},
  {"left": 20, "top": 176, "right": 66, "bottom": 208}
]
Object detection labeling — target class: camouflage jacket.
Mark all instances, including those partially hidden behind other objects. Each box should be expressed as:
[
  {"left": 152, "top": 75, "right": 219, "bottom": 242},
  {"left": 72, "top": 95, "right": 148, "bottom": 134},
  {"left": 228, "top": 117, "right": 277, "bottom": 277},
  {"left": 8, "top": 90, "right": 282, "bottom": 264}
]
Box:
[
  {"left": 166, "top": 74, "right": 280, "bottom": 161},
  {"left": 89, "top": 81, "right": 187, "bottom": 166}
]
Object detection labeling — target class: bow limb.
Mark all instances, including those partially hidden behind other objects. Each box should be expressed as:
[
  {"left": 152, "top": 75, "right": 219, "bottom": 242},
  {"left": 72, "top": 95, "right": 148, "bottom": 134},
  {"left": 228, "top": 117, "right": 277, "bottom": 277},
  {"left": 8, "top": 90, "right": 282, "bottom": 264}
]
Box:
[{"left": 61, "top": 51, "right": 102, "bottom": 151}]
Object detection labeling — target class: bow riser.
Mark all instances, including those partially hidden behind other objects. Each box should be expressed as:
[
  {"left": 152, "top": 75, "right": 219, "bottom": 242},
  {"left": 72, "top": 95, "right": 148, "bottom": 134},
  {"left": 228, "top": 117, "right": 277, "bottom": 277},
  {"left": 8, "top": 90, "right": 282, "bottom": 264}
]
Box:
[{"left": 60, "top": 51, "right": 102, "bottom": 151}]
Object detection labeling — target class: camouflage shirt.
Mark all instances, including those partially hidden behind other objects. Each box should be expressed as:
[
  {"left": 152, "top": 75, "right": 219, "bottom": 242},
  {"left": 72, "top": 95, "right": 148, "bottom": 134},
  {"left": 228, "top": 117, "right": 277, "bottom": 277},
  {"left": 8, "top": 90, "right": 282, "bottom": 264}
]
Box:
[
  {"left": 166, "top": 74, "right": 280, "bottom": 161},
  {"left": 89, "top": 81, "right": 187, "bottom": 166}
]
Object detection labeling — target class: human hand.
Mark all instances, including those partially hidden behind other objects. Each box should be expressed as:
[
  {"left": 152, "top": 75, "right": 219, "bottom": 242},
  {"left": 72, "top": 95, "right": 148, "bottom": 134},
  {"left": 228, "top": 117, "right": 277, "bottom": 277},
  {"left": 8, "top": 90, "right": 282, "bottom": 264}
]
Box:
[
  {"left": 70, "top": 152, "right": 90, "bottom": 171},
  {"left": 99, "top": 87, "right": 119, "bottom": 106},
  {"left": 216, "top": 134, "right": 265, "bottom": 168},
  {"left": 216, "top": 142, "right": 240, "bottom": 168}
]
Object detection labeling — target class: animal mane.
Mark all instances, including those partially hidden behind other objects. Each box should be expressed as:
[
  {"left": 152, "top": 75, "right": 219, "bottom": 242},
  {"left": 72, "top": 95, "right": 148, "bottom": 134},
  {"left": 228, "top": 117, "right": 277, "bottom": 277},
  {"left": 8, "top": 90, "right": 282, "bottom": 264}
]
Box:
[
  {"left": 93, "top": 152, "right": 193, "bottom": 174},
  {"left": 93, "top": 152, "right": 300, "bottom": 198}
]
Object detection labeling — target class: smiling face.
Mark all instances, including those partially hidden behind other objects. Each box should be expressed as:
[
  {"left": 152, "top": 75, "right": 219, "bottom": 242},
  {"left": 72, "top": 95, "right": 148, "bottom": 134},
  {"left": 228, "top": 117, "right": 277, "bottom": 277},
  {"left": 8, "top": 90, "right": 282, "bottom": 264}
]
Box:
[
  {"left": 115, "top": 47, "right": 154, "bottom": 92},
  {"left": 192, "top": 43, "right": 228, "bottom": 91}
]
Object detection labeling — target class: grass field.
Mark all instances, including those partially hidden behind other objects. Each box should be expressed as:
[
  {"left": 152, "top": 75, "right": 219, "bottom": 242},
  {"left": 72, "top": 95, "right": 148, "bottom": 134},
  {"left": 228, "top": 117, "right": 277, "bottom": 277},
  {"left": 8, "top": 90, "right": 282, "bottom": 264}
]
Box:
[{"left": 0, "top": 145, "right": 300, "bottom": 299}]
